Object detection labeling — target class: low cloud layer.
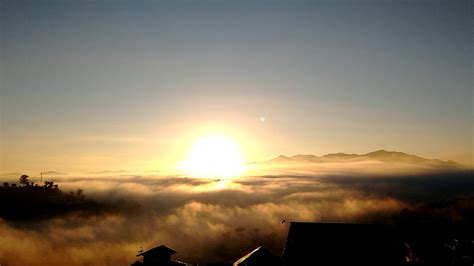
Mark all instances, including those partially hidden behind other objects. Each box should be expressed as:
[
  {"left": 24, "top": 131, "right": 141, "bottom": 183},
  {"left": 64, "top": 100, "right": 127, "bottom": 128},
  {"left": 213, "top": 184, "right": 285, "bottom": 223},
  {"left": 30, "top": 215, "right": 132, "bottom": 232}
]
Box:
[{"left": 0, "top": 166, "right": 472, "bottom": 265}]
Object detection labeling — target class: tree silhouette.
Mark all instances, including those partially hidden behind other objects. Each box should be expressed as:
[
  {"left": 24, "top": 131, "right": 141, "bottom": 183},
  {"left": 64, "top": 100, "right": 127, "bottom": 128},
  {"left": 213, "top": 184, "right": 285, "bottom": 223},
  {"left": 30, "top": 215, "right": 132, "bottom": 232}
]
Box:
[
  {"left": 19, "top": 175, "right": 30, "bottom": 186},
  {"left": 44, "top": 181, "right": 55, "bottom": 189},
  {"left": 76, "top": 189, "right": 85, "bottom": 199}
]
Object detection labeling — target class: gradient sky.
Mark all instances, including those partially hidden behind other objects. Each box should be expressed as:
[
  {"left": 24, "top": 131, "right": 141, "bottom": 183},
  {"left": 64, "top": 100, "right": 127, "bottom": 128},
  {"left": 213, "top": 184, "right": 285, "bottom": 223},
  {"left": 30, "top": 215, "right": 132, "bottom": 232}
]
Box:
[{"left": 1, "top": 0, "right": 472, "bottom": 173}]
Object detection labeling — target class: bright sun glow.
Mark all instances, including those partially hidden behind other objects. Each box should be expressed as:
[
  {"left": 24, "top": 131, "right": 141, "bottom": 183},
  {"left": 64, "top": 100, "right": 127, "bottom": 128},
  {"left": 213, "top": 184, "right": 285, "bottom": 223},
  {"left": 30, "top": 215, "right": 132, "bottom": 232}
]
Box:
[{"left": 179, "top": 135, "right": 247, "bottom": 178}]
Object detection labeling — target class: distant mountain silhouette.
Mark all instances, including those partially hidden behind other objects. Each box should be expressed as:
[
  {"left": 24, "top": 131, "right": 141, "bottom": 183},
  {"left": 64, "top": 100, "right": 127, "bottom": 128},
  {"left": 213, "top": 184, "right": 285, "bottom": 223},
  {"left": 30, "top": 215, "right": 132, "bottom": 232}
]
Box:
[
  {"left": 87, "top": 170, "right": 129, "bottom": 174},
  {"left": 40, "top": 171, "right": 67, "bottom": 175},
  {"left": 266, "top": 150, "right": 463, "bottom": 167},
  {"left": 267, "top": 155, "right": 293, "bottom": 163},
  {"left": 0, "top": 172, "right": 23, "bottom": 178},
  {"left": 1, "top": 171, "right": 67, "bottom": 178}
]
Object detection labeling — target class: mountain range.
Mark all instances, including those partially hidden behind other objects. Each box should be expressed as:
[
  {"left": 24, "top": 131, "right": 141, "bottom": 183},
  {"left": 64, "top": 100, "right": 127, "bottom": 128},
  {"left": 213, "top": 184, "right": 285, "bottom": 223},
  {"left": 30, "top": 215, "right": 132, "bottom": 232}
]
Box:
[{"left": 266, "top": 150, "right": 463, "bottom": 168}]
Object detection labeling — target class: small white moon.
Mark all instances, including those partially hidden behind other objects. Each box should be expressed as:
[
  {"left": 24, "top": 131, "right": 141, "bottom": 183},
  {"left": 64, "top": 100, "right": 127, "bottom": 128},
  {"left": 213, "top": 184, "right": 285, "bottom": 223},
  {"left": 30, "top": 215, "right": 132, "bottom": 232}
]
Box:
[{"left": 260, "top": 117, "right": 265, "bottom": 122}]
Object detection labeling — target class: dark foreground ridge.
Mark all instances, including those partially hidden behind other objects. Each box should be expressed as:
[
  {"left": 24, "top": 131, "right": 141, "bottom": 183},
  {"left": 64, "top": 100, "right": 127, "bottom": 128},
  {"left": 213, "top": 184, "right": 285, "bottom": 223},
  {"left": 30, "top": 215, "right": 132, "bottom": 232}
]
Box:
[
  {"left": 283, "top": 222, "right": 472, "bottom": 266},
  {"left": 0, "top": 175, "right": 103, "bottom": 220}
]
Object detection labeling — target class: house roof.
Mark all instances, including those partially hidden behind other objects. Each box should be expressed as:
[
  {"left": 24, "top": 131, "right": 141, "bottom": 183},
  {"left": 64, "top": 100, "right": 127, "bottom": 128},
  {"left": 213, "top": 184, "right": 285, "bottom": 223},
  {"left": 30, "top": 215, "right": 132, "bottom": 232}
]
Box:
[
  {"left": 233, "top": 246, "right": 283, "bottom": 266},
  {"left": 137, "top": 245, "right": 177, "bottom": 257},
  {"left": 282, "top": 222, "right": 399, "bottom": 266}
]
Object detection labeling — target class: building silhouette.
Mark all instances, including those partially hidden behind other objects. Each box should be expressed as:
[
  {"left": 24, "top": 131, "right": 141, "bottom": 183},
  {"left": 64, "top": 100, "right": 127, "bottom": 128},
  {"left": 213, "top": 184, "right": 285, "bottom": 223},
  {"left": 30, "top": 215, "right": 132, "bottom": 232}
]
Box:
[
  {"left": 132, "top": 222, "right": 473, "bottom": 266},
  {"left": 131, "top": 245, "right": 188, "bottom": 266},
  {"left": 282, "top": 222, "right": 401, "bottom": 266},
  {"left": 233, "top": 246, "right": 283, "bottom": 266}
]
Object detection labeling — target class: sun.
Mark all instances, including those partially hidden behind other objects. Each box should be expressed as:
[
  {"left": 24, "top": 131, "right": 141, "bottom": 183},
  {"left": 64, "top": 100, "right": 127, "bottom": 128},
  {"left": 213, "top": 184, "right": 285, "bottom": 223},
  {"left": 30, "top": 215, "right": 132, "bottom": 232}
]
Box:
[{"left": 179, "top": 135, "right": 247, "bottom": 178}]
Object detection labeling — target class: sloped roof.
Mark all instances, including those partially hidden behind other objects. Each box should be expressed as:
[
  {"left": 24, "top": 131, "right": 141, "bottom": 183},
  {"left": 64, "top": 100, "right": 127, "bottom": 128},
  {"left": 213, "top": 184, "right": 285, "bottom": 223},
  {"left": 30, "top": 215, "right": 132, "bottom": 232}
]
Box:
[
  {"left": 233, "top": 246, "right": 283, "bottom": 266},
  {"left": 283, "top": 222, "right": 399, "bottom": 266},
  {"left": 137, "top": 245, "right": 177, "bottom": 257}
]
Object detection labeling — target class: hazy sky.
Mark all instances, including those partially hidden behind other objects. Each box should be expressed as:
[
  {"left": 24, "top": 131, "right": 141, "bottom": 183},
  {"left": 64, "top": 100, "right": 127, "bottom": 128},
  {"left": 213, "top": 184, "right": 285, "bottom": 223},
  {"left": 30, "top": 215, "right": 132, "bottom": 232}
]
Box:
[{"left": 1, "top": 0, "right": 472, "bottom": 173}]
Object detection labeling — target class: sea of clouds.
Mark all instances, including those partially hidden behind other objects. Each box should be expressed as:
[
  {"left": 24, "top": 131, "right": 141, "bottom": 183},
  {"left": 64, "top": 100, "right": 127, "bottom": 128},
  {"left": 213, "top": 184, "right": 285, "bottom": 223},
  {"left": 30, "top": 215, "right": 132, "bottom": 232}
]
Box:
[{"left": 0, "top": 163, "right": 472, "bottom": 265}]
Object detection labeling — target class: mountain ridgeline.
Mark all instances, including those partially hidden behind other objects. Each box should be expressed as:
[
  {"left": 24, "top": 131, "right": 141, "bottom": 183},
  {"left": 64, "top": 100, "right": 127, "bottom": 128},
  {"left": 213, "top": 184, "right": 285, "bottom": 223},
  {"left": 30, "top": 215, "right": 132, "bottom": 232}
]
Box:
[{"left": 266, "top": 150, "right": 463, "bottom": 168}]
